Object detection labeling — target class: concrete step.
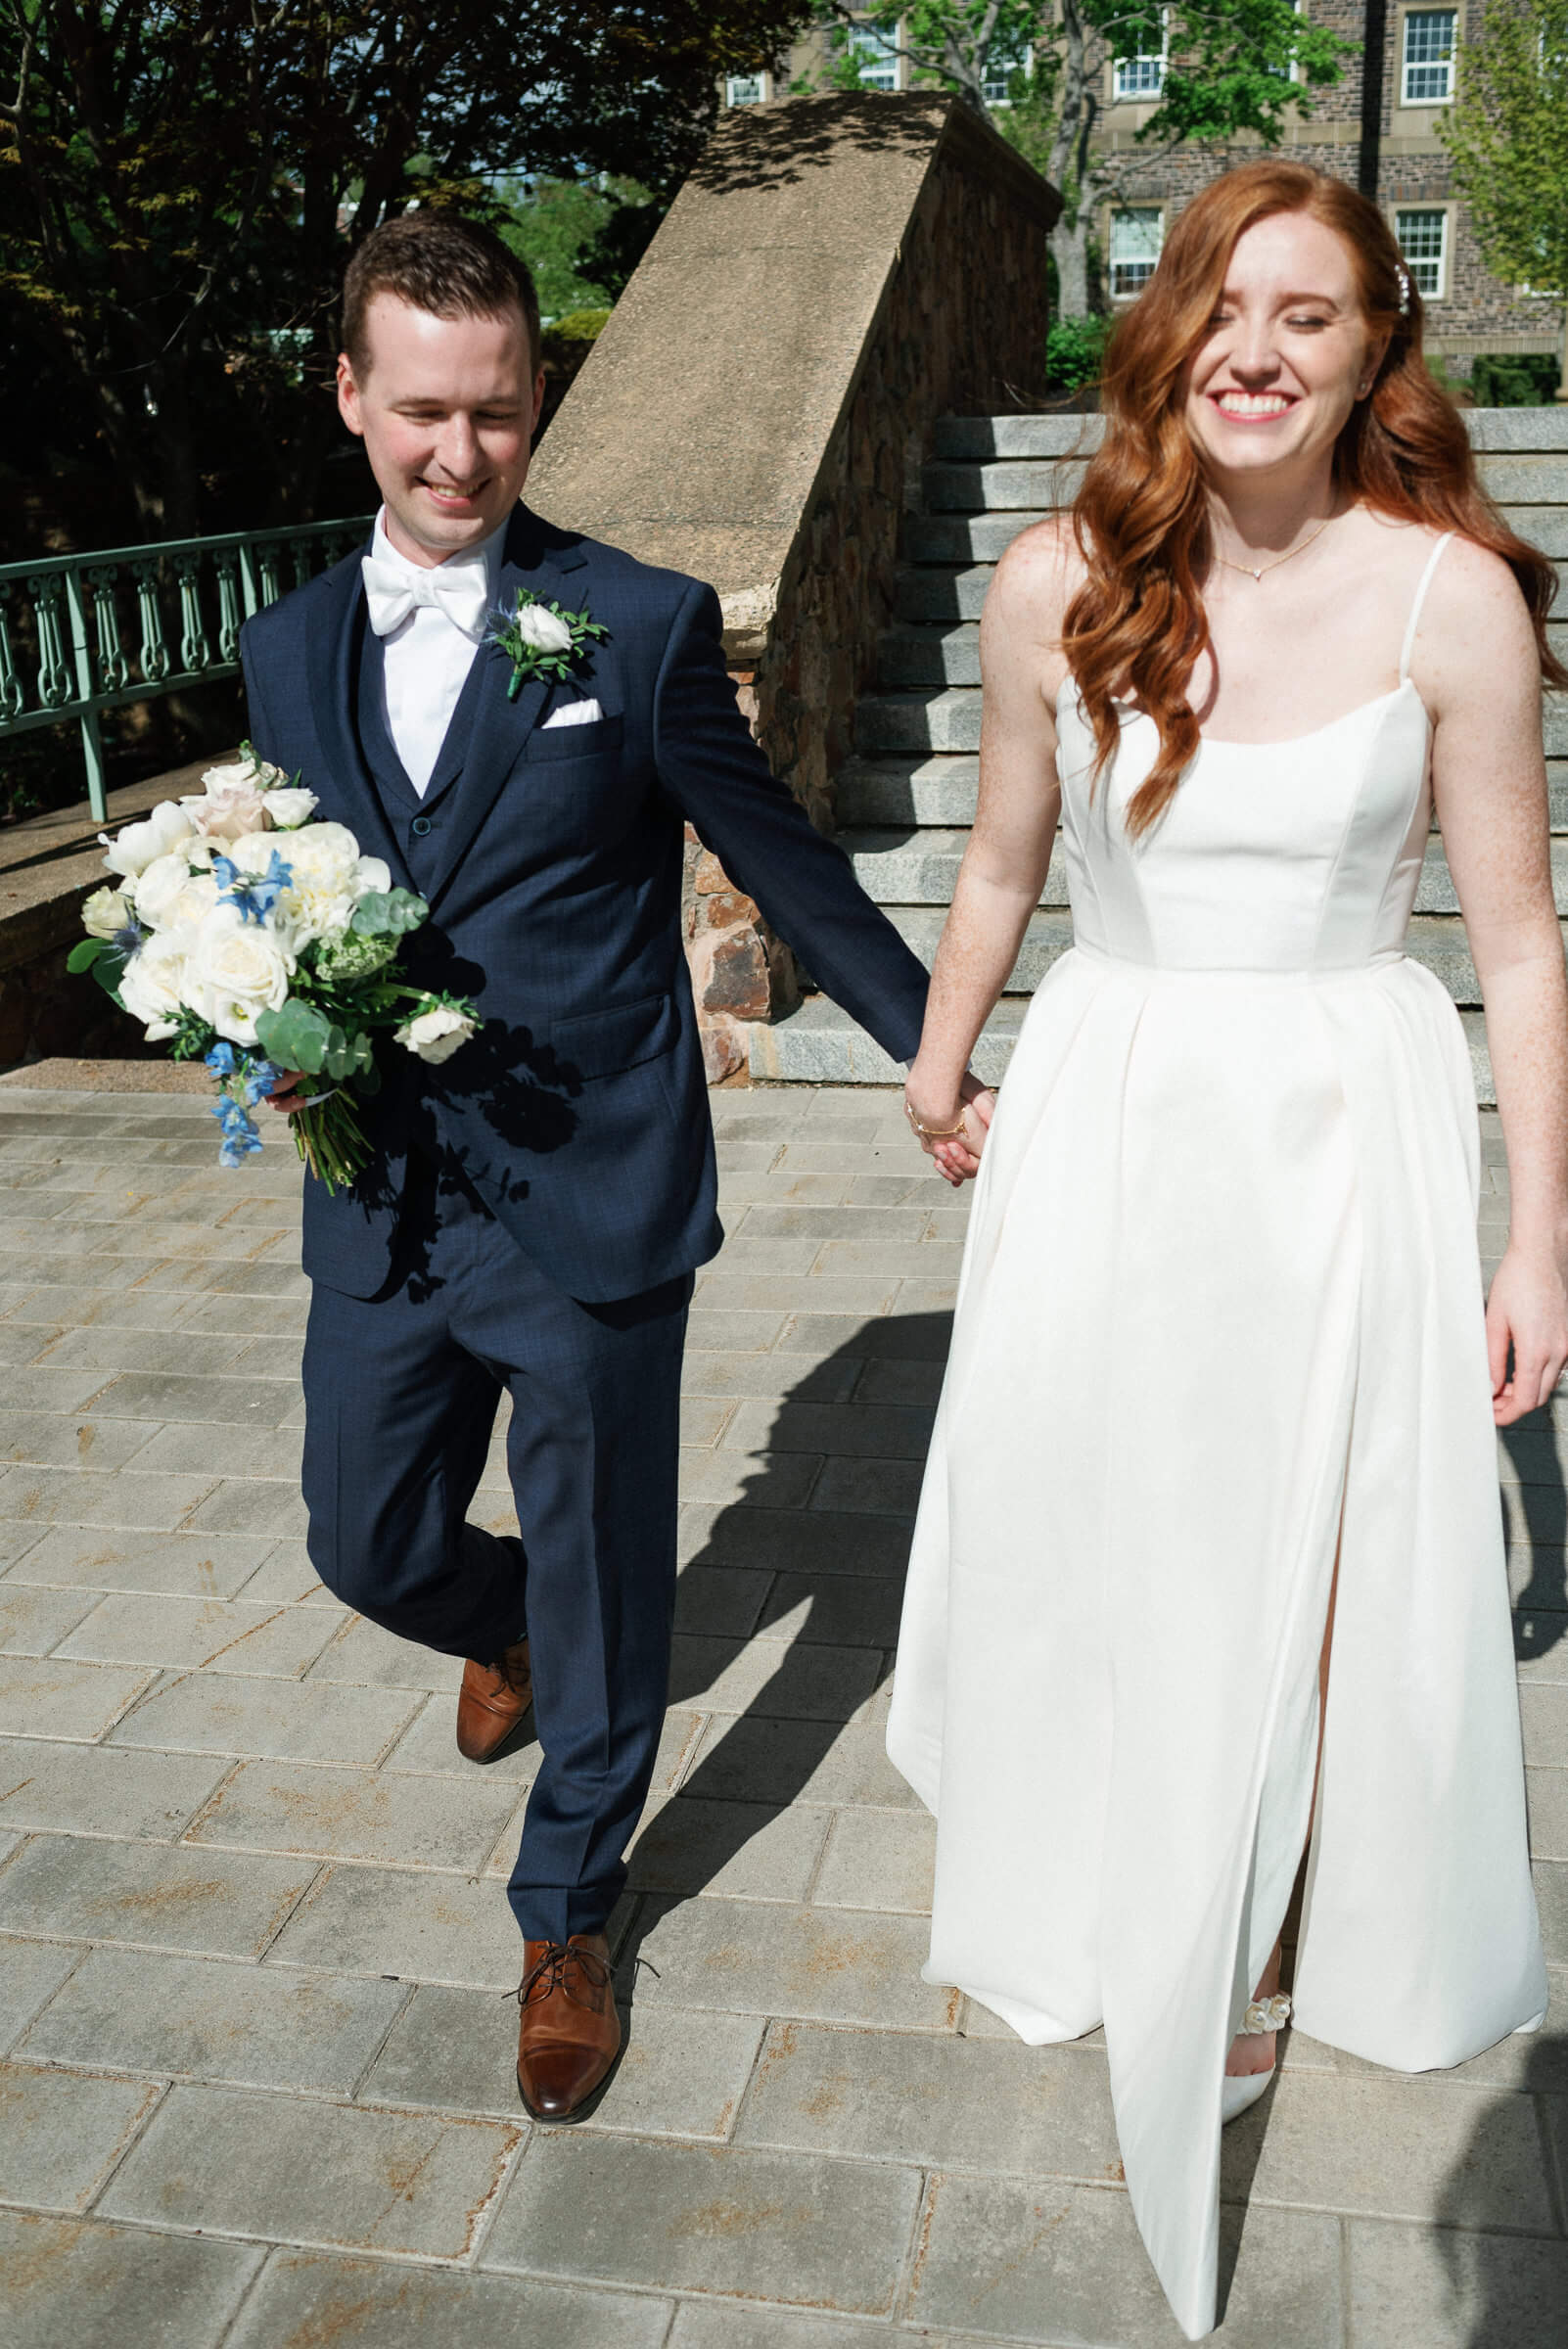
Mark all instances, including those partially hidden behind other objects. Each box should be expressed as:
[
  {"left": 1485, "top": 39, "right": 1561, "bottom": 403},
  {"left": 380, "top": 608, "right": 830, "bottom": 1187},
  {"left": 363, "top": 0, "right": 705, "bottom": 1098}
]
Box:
[
  {"left": 859, "top": 685, "right": 1568, "bottom": 760},
  {"left": 924, "top": 452, "right": 1568, "bottom": 515},
  {"left": 752, "top": 990, "right": 1496, "bottom": 1102},
  {"left": 879, "top": 623, "right": 981, "bottom": 689},
  {"left": 931, "top": 408, "right": 1568, "bottom": 462},
  {"left": 837, "top": 752, "right": 1568, "bottom": 831},
  {"left": 842, "top": 826, "right": 1568, "bottom": 921},
  {"left": 904, "top": 504, "right": 1568, "bottom": 565},
  {"left": 750, "top": 992, "right": 1024, "bottom": 1086},
  {"left": 892, "top": 557, "right": 1566, "bottom": 628}
]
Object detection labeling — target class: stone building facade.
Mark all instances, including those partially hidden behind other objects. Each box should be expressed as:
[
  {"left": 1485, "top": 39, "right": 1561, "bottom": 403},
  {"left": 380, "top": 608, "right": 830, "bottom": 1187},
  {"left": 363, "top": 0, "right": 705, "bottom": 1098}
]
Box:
[{"left": 725, "top": 8, "right": 1565, "bottom": 371}]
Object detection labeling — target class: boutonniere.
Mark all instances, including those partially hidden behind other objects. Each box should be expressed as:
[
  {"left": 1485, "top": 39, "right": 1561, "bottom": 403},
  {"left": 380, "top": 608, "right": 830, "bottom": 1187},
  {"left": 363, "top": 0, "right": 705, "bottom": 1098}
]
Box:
[{"left": 485, "top": 589, "right": 609, "bottom": 703}]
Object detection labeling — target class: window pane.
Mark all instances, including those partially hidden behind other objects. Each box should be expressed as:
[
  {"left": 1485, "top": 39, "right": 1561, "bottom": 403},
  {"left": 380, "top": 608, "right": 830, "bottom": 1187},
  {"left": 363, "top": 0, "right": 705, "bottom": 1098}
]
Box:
[
  {"left": 983, "top": 46, "right": 1029, "bottom": 104},
  {"left": 1403, "top": 10, "right": 1455, "bottom": 102},
  {"left": 1115, "top": 52, "right": 1166, "bottom": 98},
  {"left": 850, "top": 25, "right": 900, "bottom": 89},
  {"left": 1396, "top": 207, "right": 1447, "bottom": 296},
  {"left": 726, "top": 73, "right": 766, "bottom": 105},
  {"left": 1110, "top": 209, "right": 1164, "bottom": 298}
]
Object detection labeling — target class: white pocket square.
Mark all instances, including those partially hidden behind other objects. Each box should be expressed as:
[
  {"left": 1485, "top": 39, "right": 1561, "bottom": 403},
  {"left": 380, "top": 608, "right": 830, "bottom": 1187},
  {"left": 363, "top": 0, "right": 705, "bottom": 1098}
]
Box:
[{"left": 541, "top": 698, "right": 604, "bottom": 729}]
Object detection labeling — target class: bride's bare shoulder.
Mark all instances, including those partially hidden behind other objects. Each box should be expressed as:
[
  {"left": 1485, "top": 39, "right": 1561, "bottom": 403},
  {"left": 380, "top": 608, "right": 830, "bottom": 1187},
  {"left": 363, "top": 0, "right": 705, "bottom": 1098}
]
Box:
[{"left": 983, "top": 517, "right": 1084, "bottom": 696}]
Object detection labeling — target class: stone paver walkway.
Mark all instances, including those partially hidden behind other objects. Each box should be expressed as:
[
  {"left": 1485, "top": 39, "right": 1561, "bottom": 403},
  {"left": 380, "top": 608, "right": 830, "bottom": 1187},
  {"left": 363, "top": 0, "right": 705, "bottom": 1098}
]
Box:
[{"left": 0, "top": 1074, "right": 1563, "bottom": 2349}]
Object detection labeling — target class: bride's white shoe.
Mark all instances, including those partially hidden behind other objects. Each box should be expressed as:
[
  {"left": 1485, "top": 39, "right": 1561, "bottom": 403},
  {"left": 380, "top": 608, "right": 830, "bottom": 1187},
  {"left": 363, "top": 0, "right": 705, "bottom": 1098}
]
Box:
[{"left": 1222, "top": 1992, "right": 1291, "bottom": 2124}]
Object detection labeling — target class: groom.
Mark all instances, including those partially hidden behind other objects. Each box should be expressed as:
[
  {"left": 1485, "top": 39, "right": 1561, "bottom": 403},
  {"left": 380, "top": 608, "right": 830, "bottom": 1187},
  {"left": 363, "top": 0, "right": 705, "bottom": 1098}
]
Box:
[{"left": 240, "top": 212, "right": 940, "bottom": 2119}]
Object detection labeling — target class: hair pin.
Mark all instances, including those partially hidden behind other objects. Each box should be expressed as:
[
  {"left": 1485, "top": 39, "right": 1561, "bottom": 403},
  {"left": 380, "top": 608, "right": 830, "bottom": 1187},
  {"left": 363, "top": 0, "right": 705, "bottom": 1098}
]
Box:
[{"left": 1396, "top": 262, "right": 1411, "bottom": 317}]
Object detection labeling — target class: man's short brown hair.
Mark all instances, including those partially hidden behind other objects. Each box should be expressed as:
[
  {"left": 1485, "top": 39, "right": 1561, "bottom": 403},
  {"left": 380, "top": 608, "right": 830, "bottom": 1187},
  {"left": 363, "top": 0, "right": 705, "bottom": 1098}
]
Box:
[{"left": 342, "top": 212, "right": 541, "bottom": 378}]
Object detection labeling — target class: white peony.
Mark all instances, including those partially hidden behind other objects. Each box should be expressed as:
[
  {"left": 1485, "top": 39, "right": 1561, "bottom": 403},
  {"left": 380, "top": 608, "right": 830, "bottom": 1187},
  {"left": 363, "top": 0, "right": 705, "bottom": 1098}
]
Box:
[
  {"left": 118, "top": 926, "right": 199, "bottom": 1041},
  {"left": 100, "top": 799, "right": 195, "bottom": 880},
  {"left": 353, "top": 854, "right": 392, "bottom": 898},
  {"left": 131, "top": 851, "right": 201, "bottom": 933},
  {"left": 514, "top": 602, "right": 574, "bottom": 654},
  {"left": 169, "top": 869, "right": 221, "bottom": 930},
  {"left": 278, "top": 822, "right": 361, "bottom": 895},
  {"left": 81, "top": 887, "right": 130, "bottom": 941},
  {"left": 396, "top": 1005, "right": 477, "bottom": 1065},
  {"left": 189, "top": 906, "right": 296, "bottom": 1046},
  {"left": 261, "top": 786, "right": 318, "bottom": 829}
]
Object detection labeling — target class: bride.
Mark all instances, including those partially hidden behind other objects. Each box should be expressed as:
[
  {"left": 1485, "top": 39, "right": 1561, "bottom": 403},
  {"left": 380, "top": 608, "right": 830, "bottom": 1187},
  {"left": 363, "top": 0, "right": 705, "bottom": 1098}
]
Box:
[{"left": 888, "top": 161, "right": 1565, "bottom": 2340}]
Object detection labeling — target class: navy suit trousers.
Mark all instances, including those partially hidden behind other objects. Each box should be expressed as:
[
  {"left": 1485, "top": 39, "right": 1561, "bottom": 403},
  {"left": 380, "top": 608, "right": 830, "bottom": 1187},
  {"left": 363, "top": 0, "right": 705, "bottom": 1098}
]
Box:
[{"left": 300, "top": 1148, "right": 691, "bottom": 1941}]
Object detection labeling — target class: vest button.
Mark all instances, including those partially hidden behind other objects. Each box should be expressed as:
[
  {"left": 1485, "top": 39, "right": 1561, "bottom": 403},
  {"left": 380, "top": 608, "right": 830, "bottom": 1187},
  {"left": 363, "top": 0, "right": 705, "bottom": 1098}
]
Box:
[{"left": 411, "top": 815, "right": 433, "bottom": 837}]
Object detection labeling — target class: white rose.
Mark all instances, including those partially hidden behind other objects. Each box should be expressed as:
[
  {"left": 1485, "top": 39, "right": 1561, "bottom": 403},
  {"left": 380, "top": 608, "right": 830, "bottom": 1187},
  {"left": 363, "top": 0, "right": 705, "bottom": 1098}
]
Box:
[
  {"left": 396, "top": 1005, "right": 477, "bottom": 1065},
  {"left": 182, "top": 776, "right": 272, "bottom": 838},
  {"left": 170, "top": 870, "right": 221, "bottom": 930},
  {"left": 81, "top": 887, "right": 130, "bottom": 941},
  {"left": 262, "top": 786, "right": 318, "bottom": 829},
  {"left": 205, "top": 753, "right": 285, "bottom": 794},
  {"left": 190, "top": 906, "right": 295, "bottom": 1046},
  {"left": 100, "top": 799, "right": 195, "bottom": 880},
  {"left": 514, "top": 602, "right": 574, "bottom": 654},
  {"left": 352, "top": 855, "right": 392, "bottom": 898},
  {"left": 224, "top": 832, "right": 282, "bottom": 878},
  {"left": 130, "top": 851, "right": 199, "bottom": 932},
  {"left": 118, "top": 926, "right": 198, "bottom": 1040}
]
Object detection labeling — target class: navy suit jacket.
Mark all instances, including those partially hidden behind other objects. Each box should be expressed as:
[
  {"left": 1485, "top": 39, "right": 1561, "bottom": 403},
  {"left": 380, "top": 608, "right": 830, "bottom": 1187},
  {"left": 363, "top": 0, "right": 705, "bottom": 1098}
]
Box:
[{"left": 239, "top": 504, "right": 930, "bottom": 1303}]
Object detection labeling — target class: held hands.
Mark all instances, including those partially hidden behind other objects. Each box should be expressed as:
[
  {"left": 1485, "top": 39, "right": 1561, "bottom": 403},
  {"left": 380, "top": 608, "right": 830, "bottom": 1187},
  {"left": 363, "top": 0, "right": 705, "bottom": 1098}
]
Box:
[
  {"left": 904, "top": 1066, "right": 997, "bottom": 1187},
  {"left": 1486, "top": 1242, "right": 1568, "bottom": 1425}
]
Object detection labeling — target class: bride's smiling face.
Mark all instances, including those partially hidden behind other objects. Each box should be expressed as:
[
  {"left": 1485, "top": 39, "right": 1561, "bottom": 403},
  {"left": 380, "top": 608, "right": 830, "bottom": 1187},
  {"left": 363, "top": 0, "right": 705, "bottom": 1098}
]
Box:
[{"left": 1182, "top": 210, "right": 1388, "bottom": 482}]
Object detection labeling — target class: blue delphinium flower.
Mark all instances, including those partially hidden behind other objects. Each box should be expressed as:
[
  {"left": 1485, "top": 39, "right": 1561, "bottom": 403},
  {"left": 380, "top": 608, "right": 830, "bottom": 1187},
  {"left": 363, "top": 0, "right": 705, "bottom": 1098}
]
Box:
[
  {"left": 243, "top": 1057, "right": 281, "bottom": 1107},
  {"left": 211, "top": 1092, "right": 262, "bottom": 1169},
  {"left": 213, "top": 850, "right": 293, "bottom": 926},
  {"left": 205, "top": 1041, "right": 239, "bottom": 1081}
]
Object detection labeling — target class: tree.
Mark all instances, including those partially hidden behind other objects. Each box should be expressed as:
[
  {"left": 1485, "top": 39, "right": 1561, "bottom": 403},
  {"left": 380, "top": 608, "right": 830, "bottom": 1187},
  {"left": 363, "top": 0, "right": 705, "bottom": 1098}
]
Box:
[
  {"left": 807, "top": 2, "right": 1352, "bottom": 315},
  {"left": 0, "top": 1, "right": 814, "bottom": 539},
  {"left": 1438, "top": 0, "right": 1568, "bottom": 396}
]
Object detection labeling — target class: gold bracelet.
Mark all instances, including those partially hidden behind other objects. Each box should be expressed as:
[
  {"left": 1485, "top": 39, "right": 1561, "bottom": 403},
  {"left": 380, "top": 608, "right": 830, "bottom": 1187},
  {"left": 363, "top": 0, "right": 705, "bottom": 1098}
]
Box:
[{"left": 903, "top": 1097, "right": 968, "bottom": 1141}]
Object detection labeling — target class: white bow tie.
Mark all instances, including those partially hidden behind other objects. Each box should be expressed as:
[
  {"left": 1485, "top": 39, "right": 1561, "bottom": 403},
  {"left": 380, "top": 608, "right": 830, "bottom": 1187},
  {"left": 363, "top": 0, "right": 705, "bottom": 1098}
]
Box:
[{"left": 361, "top": 552, "right": 490, "bottom": 642}]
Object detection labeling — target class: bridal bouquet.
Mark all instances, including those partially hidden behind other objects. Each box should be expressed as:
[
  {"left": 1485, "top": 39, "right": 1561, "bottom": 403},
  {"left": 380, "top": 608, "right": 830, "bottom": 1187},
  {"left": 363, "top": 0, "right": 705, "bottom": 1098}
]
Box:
[{"left": 71, "top": 748, "right": 480, "bottom": 1193}]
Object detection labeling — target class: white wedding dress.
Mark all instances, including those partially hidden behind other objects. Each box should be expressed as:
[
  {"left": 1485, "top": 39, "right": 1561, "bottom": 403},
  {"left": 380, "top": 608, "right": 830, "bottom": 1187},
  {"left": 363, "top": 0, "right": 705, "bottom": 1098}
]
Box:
[{"left": 887, "top": 535, "right": 1548, "bottom": 2340}]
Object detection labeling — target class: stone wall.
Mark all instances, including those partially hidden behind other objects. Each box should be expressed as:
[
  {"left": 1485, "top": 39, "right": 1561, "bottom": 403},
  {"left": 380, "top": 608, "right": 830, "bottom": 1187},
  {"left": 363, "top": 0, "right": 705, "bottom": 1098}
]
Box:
[{"left": 526, "top": 94, "right": 1059, "bottom": 1080}]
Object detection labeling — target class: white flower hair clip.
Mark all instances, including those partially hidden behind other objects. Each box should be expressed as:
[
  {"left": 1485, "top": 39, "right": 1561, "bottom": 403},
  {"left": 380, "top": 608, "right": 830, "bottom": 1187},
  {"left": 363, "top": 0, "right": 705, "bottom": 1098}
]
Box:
[{"left": 1396, "top": 262, "right": 1411, "bottom": 317}]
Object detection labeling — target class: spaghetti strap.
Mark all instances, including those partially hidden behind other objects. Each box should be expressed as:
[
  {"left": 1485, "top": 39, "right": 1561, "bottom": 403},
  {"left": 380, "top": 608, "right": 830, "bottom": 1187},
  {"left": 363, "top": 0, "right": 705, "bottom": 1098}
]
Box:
[{"left": 1400, "top": 532, "right": 1455, "bottom": 683}]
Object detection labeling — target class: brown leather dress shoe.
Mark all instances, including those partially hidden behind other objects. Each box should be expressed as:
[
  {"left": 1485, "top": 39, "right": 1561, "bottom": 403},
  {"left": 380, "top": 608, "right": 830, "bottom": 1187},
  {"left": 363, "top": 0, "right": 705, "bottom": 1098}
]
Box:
[
  {"left": 515, "top": 1934, "right": 621, "bottom": 2120},
  {"left": 455, "top": 1639, "right": 532, "bottom": 1763}
]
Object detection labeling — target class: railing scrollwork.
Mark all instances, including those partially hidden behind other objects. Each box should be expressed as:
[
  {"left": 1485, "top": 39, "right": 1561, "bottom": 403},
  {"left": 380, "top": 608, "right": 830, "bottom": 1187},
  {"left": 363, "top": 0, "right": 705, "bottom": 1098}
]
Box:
[{"left": 0, "top": 514, "right": 373, "bottom": 820}]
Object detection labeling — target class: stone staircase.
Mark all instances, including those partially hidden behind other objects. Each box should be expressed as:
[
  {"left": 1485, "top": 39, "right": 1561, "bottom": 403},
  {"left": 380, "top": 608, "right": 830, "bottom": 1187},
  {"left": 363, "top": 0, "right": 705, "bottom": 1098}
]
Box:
[{"left": 751, "top": 408, "right": 1568, "bottom": 1104}]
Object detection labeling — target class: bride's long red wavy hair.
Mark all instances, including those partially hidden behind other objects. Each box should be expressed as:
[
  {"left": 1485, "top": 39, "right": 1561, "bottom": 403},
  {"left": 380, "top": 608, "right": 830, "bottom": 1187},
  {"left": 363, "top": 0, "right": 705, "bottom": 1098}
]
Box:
[{"left": 1064, "top": 161, "right": 1565, "bottom": 837}]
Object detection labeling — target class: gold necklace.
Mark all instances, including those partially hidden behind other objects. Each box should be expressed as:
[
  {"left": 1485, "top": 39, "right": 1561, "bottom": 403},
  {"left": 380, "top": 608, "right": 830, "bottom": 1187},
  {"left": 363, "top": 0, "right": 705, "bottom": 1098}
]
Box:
[{"left": 1213, "top": 513, "right": 1333, "bottom": 584}]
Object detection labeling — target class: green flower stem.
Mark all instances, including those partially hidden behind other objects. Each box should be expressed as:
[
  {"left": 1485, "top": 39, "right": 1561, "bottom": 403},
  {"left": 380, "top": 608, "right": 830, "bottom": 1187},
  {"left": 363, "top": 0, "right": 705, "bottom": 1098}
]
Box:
[{"left": 292, "top": 1091, "right": 371, "bottom": 1197}]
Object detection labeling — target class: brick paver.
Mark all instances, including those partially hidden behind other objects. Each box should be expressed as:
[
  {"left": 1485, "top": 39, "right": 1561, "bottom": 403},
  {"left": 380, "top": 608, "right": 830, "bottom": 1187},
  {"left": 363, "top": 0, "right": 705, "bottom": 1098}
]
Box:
[{"left": 0, "top": 1075, "right": 1563, "bottom": 2346}]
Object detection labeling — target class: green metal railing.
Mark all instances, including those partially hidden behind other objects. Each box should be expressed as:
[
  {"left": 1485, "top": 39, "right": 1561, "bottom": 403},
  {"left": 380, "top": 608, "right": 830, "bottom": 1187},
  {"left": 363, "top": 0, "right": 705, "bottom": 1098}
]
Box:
[{"left": 0, "top": 516, "right": 374, "bottom": 821}]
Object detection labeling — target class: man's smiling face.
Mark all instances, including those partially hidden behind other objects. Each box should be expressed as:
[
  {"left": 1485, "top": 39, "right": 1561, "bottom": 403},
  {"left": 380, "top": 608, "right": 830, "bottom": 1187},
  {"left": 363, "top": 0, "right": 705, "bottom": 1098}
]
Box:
[{"left": 337, "top": 295, "right": 544, "bottom": 568}]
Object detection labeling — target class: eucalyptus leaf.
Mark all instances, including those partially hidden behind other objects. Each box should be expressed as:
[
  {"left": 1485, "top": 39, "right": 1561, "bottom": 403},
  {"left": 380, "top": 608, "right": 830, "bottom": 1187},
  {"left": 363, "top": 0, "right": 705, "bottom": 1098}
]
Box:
[
  {"left": 254, "top": 998, "right": 332, "bottom": 1075},
  {"left": 351, "top": 889, "right": 429, "bottom": 938}
]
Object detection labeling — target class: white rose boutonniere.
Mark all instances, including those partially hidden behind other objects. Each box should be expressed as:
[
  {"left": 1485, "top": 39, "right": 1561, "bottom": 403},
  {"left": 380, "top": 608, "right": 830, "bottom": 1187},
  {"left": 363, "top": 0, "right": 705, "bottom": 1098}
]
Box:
[
  {"left": 486, "top": 588, "right": 608, "bottom": 703},
  {"left": 395, "top": 1004, "right": 479, "bottom": 1065}
]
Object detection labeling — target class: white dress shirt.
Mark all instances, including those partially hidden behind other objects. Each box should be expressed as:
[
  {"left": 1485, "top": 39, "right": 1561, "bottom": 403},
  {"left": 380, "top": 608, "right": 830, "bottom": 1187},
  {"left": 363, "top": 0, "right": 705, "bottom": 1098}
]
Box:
[{"left": 366, "top": 510, "right": 508, "bottom": 797}]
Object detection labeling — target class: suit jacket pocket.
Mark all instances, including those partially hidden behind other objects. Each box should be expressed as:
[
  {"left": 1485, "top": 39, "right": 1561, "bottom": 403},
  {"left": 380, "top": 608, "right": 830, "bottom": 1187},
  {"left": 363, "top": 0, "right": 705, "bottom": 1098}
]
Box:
[
  {"left": 545, "top": 990, "right": 676, "bottom": 1081},
  {"left": 521, "top": 712, "right": 624, "bottom": 762}
]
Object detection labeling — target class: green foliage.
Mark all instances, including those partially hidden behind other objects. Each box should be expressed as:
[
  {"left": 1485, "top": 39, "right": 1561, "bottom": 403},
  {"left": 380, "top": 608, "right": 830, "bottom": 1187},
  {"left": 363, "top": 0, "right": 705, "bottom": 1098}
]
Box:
[
  {"left": 1046, "top": 312, "right": 1113, "bottom": 390},
  {"left": 0, "top": 3, "right": 815, "bottom": 535},
  {"left": 497, "top": 177, "right": 654, "bottom": 317},
  {"left": 1439, "top": 0, "right": 1568, "bottom": 303},
  {"left": 1470, "top": 350, "right": 1564, "bottom": 405},
  {"left": 349, "top": 890, "right": 432, "bottom": 939},
  {"left": 254, "top": 999, "right": 333, "bottom": 1076}
]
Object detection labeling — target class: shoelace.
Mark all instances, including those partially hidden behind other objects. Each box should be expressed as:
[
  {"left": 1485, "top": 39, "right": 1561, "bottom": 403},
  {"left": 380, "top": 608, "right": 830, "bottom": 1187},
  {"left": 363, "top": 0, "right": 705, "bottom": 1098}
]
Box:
[{"left": 513, "top": 1940, "right": 613, "bottom": 2011}]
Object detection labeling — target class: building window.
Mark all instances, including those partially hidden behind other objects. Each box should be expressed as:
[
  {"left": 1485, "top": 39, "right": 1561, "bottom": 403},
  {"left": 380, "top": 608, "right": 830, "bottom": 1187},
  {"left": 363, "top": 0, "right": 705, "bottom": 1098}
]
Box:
[
  {"left": 725, "top": 71, "right": 769, "bottom": 106},
  {"left": 1109, "top": 207, "right": 1165, "bottom": 300},
  {"left": 982, "top": 44, "right": 1032, "bottom": 105},
  {"left": 1114, "top": 12, "right": 1169, "bottom": 100},
  {"left": 1402, "top": 10, "right": 1456, "bottom": 104},
  {"left": 849, "top": 22, "right": 901, "bottom": 89},
  {"left": 1396, "top": 207, "right": 1449, "bottom": 298}
]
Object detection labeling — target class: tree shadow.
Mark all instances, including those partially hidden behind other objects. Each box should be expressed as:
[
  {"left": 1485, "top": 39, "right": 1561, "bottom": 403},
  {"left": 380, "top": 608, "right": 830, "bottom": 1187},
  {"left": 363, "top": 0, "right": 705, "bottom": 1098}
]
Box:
[
  {"left": 688, "top": 91, "right": 949, "bottom": 199},
  {"left": 614, "top": 1308, "right": 949, "bottom": 1987}
]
